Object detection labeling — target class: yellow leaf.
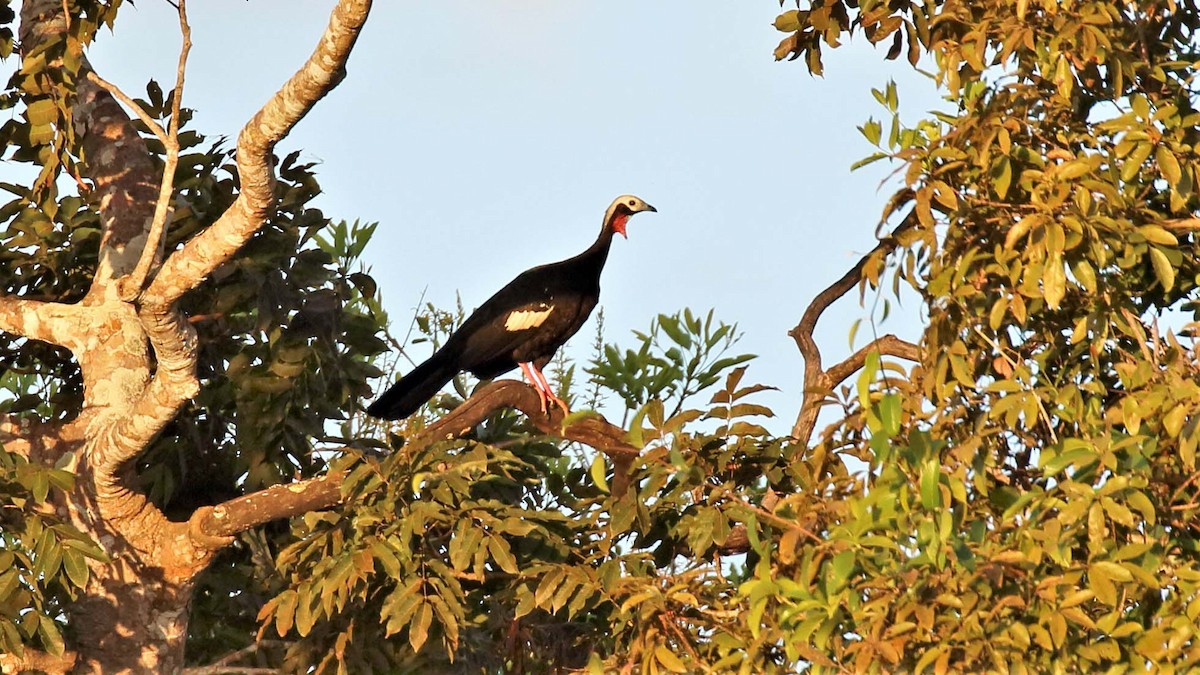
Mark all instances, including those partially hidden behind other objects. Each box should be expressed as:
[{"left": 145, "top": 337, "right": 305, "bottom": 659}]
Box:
[
  {"left": 1149, "top": 247, "right": 1175, "bottom": 292},
  {"left": 655, "top": 646, "right": 689, "bottom": 673},
  {"left": 1043, "top": 255, "right": 1066, "bottom": 309},
  {"left": 1138, "top": 224, "right": 1178, "bottom": 246},
  {"left": 1157, "top": 145, "right": 1182, "bottom": 186},
  {"left": 1005, "top": 215, "right": 1041, "bottom": 249}
]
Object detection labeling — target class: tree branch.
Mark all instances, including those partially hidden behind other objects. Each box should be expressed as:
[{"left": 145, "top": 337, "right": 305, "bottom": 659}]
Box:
[
  {"left": 188, "top": 380, "right": 640, "bottom": 546},
  {"left": 788, "top": 211, "right": 920, "bottom": 444},
  {"left": 823, "top": 334, "right": 921, "bottom": 386},
  {"left": 84, "top": 72, "right": 170, "bottom": 147},
  {"left": 0, "top": 295, "right": 86, "bottom": 350},
  {"left": 414, "top": 380, "right": 639, "bottom": 495},
  {"left": 0, "top": 648, "right": 78, "bottom": 675},
  {"left": 120, "top": 0, "right": 192, "bottom": 301},
  {"left": 145, "top": 0, "right": 373, "bottom": 307},
  {"left": 19, "top": 0, "right": 160, "bottom": 296},
  {"left": 94, "top": 301, "right": 199, "bottom": 475},
  {"left": 192, "top": 473, "right": 343, "bottom": 542}
]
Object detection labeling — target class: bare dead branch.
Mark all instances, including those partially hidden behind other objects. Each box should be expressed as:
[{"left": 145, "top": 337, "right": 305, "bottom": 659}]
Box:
[
  {"left": 788, "top": 212, "right": 921, "bottom": 444},
  {"left": 120, "top": 0, "right": 192, "bottom": 301},
  {"left": 145, "top": 0, "right": 373, "bottom": 307},
  {"left": 823, "top": 334, "right": 921, "bottom": 386},
  {"left": 85, "top": 72, "right": 170, "bottom": 146},
  {"left": 0, "top": 648, "right": 78, "bottom": 675}
]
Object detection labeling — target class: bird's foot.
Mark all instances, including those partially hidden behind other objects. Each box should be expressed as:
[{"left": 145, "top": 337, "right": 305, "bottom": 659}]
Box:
[{"left": 548, "top": 392, "right": 570, "bottom": 417}]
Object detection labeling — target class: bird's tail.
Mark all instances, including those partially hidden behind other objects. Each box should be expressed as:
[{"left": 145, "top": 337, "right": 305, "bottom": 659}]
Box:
[{"left": 366, "top": 351, "right": 457, "bottom": 420}]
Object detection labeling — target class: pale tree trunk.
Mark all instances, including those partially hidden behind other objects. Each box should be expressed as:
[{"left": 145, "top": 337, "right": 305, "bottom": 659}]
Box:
[{"left": 0, "top": 1, "right": 373, "bottom": 671}]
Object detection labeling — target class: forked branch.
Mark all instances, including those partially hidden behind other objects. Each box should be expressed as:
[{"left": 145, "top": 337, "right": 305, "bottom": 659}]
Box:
[
  {"left": 789, "top": 212, "right": 920, "bottom": 444},
  {"left": 146, "top": 0, "right": 373, "bottom": 307}
]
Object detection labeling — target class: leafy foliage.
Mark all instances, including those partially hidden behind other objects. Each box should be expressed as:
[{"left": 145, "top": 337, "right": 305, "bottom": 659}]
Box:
[
  {"left": 0, "top": 448, "right": 107, "bottom": 659},
  {"left": 7, "top": 0, "right": 1200, "bottom": 671},
  {"left": 588, "top": 308, "right": 754, "bottom": 420},
  {"left": 757, "top": 0, "right": 1200, "bottom": 670},
  {"left": 251, "top": 312, "right": 783, "bottom": 673}
]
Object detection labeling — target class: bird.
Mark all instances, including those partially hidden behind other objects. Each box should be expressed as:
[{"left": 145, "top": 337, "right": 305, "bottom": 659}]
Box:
[{"left": 366, "top": 194, "right": 657, "bottom": 420}]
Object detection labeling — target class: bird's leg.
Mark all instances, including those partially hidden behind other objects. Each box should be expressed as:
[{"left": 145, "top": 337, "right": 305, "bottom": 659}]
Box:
[
  {"left": 528, "top": 362, "right": 570, "bottom": 416},
  {"left": 518, "top": 362, "right": 550, "bottom": 414}
]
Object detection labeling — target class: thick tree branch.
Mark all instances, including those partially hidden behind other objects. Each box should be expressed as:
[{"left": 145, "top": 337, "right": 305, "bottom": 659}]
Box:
[
  {"left": 145, "top": 0, "right": 373, "bottom": 307},
  {"left": 0, "top": 296, "right": 86, "bottom": 350},
  {"left": 94, "top": 301, "right": 199, "bottom": 475},
  {"left": 788, "top": 212, "right": 920, "bottom": 444},
  {"left": 415, "top": 380, "right": 640, "bottom": 495},
  {"left": 193, "top": 473, "right": 343, "bottom": 542},
  {"left": 189, "top": 380, "right": 640, "bottom": 545}
]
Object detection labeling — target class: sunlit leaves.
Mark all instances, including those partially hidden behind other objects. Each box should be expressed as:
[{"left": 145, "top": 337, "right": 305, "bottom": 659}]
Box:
[{"left": 771, "top": 0, "right": 1200, "bottom": 670}]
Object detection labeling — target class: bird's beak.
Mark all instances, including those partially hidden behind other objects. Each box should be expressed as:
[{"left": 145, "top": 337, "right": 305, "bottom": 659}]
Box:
[{"left": 644, "top": 204, "right": 657, "bottom": 213}]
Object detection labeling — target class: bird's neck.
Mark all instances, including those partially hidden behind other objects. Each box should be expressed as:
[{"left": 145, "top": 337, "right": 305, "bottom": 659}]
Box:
[{"left": 571, "top": 221, "right": 617, "bottom": 274}]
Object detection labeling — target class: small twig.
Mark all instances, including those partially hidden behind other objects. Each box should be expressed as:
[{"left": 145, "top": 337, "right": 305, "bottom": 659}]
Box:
[
  {"left": 180, "top": 640, "right": 286, "bottom": 675},
  {"left": 1171, "top": 469, "right": 1200, "bottom": 504},
  {"left": 85, "top": 72, "right": 169, "bottom": 146},
  {"left": 971, "top": 325, "right": 1058, "bottom": 444},
  {"left": 120, "top": 0, "right": 192, "bottom": 301}
]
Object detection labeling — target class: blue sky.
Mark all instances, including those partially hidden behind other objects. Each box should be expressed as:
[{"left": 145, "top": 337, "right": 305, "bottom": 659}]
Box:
[{"left": 64, "top": 2, "right": 940, "bottom": 430}]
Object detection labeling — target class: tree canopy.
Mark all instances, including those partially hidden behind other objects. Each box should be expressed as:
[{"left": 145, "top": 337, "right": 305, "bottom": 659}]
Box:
[{"left": 2, "top": 0, "right": 1200, "bottom": 673}]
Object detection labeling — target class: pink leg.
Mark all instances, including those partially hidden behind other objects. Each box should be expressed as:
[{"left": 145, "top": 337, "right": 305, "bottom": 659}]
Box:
[
  {"left": 528, "top": 362, "right": 569, "bottom": 416},
  {"left": 518, "top": 362, "right": 549, "bottom": 413}
]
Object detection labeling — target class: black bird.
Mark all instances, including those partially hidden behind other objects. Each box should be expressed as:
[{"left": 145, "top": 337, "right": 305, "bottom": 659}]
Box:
[{"left": 367, "top": 194, "right": 657, "bottom": 420}]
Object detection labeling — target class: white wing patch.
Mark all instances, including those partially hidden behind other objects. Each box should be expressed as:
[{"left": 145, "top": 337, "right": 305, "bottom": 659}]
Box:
[{"left": 504, "top": 305, "right": 554, "bottom": 331}]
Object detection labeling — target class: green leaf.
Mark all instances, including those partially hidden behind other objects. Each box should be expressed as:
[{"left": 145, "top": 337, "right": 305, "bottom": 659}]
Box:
[
  {"left": 488, "top": 537, "right": 519, "bottom": 575},
  {"left": 1157, "top": 145, "right": 1182, "bottom": 186},
  {"left": 1040, "top": 447, "right": 1095, "bottom": 475},
  {"left": 879, "top": 393, "right": 901, "bottom": 437},
  {"left": 656, "top": 645, "right": 689, "bottom": 673},
  {"left": 1043, "top": 255, "right": 1065, "bottom": 310},
  {"left": 37, "top": 616, "right": 64, "bottom": 656},
  {"left": 828, "top": 550, "right": 856, "bottom": 592},
  {"left": 920, "top": 458, "right": 941, "bottom": 509},
  {"left": 857, "top": 351, "right": 881, "bottom": 409}
]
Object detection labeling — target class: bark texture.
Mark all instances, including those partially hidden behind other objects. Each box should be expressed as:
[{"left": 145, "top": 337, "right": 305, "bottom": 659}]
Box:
[{"left": 2, "top": 2, "right": 373, "bottom": 671}]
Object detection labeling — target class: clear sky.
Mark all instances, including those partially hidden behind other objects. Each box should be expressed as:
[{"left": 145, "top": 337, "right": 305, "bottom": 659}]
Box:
[{"left": 22, "top": 1, "right": 943, "bottom": 431}]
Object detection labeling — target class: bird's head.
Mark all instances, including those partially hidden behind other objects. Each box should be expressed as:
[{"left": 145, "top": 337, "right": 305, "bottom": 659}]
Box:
[{"left": 604, "top": 194, "right": 657, "bottom": 239}]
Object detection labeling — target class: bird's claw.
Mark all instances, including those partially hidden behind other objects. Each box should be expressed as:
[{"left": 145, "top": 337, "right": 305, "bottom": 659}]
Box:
[{"left": 534, "top": 387, "right": 570, "bottom": 417}]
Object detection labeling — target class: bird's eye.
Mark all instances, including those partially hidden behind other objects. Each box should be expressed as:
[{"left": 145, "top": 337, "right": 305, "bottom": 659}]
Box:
[{"left": 628, "top": 200, "right": 636, "bottom": 207}]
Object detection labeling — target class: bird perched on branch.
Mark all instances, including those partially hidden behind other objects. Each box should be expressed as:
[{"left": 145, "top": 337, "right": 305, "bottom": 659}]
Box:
[{"left": 367, "top": 194, "right": 657, "bottom": 420}]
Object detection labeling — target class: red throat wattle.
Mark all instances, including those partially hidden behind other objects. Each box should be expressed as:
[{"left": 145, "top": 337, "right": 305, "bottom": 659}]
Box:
[{"left": 611, "top": 214, "right": 629, "bottom": 239}]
